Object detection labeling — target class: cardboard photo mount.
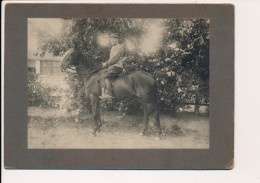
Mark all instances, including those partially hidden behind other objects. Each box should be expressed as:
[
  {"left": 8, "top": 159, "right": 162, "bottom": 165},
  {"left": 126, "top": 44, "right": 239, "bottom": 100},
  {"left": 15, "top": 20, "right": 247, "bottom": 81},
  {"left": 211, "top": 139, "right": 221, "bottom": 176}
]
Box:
[{"left": 4, "top": 3, "right": 234, "bottom": 169}]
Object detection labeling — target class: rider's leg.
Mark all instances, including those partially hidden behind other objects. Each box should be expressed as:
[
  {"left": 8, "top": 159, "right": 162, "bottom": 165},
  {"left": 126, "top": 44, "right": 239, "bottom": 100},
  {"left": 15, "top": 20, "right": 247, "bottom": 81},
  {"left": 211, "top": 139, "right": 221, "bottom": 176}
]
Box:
[
  {"left": 101, "top": 87, "right": 106, "bottom": 97},
  {"left": 105, "top": 78, "right": 113, "bottom": 97},
  {"left": 100, "top": 66, "right": 123, "bottom": 99}
]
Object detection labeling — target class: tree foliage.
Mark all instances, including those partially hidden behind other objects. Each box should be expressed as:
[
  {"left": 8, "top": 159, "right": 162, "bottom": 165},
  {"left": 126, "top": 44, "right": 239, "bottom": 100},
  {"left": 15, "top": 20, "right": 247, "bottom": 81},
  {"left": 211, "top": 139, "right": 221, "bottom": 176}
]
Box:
[
  {"left": 38, "top": 18, "right": 209, "bottom": 113},
  {"left": 158, "top": 19, "right": 209, "bottom": 111},
  {"left": 39, "top": 18, "right": 145, "bottom": 63}
]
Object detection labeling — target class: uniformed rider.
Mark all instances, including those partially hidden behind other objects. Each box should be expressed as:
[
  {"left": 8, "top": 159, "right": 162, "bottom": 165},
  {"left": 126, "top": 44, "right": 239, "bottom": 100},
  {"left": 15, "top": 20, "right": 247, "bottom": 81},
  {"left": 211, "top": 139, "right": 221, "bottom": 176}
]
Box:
[{"left": 100, "top": 33, "right": 126, "bottom": 99}]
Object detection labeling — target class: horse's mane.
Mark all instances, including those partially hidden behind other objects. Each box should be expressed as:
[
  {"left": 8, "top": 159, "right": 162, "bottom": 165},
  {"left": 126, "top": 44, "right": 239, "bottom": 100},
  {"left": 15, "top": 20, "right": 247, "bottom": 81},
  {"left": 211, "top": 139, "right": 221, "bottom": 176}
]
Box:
[{"left": 75, "top": 51, "right": 104, "bottom": 76}]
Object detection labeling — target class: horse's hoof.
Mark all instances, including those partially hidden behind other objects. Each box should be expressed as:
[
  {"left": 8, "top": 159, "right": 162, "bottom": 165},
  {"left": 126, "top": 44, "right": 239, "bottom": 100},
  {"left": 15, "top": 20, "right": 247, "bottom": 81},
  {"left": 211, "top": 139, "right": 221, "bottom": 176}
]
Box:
[
  {"left": 91, "top": 130, "right": 97, "bottom": 136},
  {"left": 91, "top": 133, "right": 96, "bottom": 137},
  {"left": 97, "top": 121, "right": 102, "bottom": 126},
  {"left": 161, "top": 132, "right": 166, "bottom": 137}
]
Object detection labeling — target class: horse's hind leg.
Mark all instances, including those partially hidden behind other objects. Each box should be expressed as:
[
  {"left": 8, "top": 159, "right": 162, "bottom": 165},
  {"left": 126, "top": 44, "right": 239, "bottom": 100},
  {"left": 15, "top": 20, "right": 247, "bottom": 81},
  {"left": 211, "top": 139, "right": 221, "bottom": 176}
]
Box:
[
  {"left": 147, "top": 103, "right": 162, "bottom": 138},
  {"left": 141, "top": 103, "right": 149, "bottom": 136},
  {"left": 154, "top": 109, "right": 162, "bottom": 137}
]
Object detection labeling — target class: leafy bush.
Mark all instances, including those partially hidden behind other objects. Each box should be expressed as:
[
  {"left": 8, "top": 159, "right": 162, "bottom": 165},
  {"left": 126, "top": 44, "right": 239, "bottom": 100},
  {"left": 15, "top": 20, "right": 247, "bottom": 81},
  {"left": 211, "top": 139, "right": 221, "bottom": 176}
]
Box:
[
  {"left": 40, "top": 87, "right": 61, "bottom": 108},
  {"left": 28, "top": 71, "right": 44, "bottom": 106},
  {"left": 59, "top": 72, "right": 92, "bottom": 114},
  {"left": 27, "top": 70, "right": 60, "bottom": 108}
]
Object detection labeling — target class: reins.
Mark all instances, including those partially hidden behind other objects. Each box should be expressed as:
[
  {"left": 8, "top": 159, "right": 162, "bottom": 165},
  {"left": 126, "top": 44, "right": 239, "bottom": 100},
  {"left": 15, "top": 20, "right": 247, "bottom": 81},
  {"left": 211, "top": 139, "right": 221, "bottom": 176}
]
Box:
[{"left": 77, "top": 65, "right": 104, "bottom": 76}]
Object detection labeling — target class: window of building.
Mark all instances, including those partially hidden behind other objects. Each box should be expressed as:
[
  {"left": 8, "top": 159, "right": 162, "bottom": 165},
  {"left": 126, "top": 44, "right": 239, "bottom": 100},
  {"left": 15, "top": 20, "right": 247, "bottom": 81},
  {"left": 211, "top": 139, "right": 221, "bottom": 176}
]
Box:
[{"left": 40, "top": 60, "right": 62, "bottom": 76}]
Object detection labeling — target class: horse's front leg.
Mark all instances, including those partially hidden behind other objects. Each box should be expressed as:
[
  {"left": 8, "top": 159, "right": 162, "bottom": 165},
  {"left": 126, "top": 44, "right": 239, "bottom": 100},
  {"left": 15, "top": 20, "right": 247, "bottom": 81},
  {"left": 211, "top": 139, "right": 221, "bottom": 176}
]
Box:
[
  {"left": 90, "top": 94, "right": 101, "bottom": 135},
  {"left": 96, "top": 100, "right": 102, "bottom": 129}
]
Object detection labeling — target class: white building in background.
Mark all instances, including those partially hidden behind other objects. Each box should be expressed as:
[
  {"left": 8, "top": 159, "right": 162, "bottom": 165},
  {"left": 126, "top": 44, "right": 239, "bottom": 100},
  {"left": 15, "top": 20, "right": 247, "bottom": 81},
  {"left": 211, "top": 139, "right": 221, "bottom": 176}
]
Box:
[{"left": 28, "top": 51, "right": 68, "bottom": 89}]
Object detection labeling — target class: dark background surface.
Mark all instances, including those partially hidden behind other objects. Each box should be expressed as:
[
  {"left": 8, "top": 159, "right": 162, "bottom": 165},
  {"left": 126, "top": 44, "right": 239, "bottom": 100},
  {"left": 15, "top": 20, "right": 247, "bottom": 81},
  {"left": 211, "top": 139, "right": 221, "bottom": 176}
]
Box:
[{"left": 4, "top": 4, "right": 234, "bottom": 169}]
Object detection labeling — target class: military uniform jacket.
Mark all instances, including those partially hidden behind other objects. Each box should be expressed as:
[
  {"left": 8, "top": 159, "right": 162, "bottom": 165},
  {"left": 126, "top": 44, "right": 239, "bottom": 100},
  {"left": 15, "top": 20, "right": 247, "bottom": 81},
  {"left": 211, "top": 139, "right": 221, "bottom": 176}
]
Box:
[{"left": 104, "top": 43, "right": 125, "bottom": 68}]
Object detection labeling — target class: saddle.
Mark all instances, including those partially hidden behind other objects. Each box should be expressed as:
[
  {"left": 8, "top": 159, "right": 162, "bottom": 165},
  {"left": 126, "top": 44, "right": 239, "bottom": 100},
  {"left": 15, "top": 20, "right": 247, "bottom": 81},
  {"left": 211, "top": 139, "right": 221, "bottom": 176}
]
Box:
[
  {"left": 106, "top": 68, "right": 132, "bottom": 81},
  {"left": 99, "top": 68, "right": 136, "bottom": 100}
]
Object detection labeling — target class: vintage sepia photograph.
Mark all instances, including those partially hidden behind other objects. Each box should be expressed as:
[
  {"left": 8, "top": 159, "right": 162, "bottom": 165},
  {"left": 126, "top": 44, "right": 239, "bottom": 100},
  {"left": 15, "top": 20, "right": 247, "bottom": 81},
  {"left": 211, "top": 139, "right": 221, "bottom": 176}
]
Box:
[
  {"left": 4, "top": 3, "right": 234, "bottom": 169},
  {"left": 7, "top": 3, "right": 260, "bottom": 183},
  {"left": 27, "top": 18, "right": 210, "bottom": 149}
]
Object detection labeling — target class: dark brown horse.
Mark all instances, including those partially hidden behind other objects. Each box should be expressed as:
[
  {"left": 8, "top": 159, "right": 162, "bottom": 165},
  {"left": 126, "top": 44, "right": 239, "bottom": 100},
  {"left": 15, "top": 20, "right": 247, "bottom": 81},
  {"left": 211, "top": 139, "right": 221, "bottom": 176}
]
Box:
[{"left": 60, "top": 48, "right": 162, "bottom": 136}]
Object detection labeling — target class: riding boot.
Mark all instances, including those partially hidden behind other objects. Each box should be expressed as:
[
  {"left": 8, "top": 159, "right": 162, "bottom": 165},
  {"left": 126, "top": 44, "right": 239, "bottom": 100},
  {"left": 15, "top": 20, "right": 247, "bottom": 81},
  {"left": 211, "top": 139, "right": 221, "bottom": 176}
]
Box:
[
  {"left": 100, "top": 88, "right": 106, "bottom": 98},
  {"left": 99, "top": 79, "right": 113, "bottom": 99}
]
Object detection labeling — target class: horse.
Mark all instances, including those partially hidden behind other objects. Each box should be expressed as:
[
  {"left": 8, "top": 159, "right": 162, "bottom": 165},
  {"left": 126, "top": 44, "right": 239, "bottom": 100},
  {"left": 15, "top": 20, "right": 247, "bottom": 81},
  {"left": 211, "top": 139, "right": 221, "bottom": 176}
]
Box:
[{"left": 60, "top": 47, "right": 162, "bottom": 137}]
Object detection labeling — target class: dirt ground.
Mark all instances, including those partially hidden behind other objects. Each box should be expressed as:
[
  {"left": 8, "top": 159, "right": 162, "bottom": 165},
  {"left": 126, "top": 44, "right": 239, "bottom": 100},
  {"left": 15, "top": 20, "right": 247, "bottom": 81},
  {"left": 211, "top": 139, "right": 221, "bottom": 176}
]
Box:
[{"left": 28, "top": 107, "right": 209, "bottom": 149}]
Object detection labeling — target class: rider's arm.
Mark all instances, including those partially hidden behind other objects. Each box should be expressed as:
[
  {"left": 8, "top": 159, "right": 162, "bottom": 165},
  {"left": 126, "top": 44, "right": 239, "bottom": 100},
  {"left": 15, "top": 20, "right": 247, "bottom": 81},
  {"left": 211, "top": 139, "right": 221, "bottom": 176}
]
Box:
[{"left": 103, "top": 45, "right": 124, "bottom": 67}]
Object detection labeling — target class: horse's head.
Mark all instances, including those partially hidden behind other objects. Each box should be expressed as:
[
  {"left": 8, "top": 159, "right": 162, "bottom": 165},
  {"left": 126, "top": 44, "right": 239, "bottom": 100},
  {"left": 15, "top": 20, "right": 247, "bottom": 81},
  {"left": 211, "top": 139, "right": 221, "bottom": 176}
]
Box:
[
  {"left": 60, "top": 45, "right": 99, "bottom": 72},
  {"left": 60, "top": 48, "right": 80, "bottom": 71}
]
